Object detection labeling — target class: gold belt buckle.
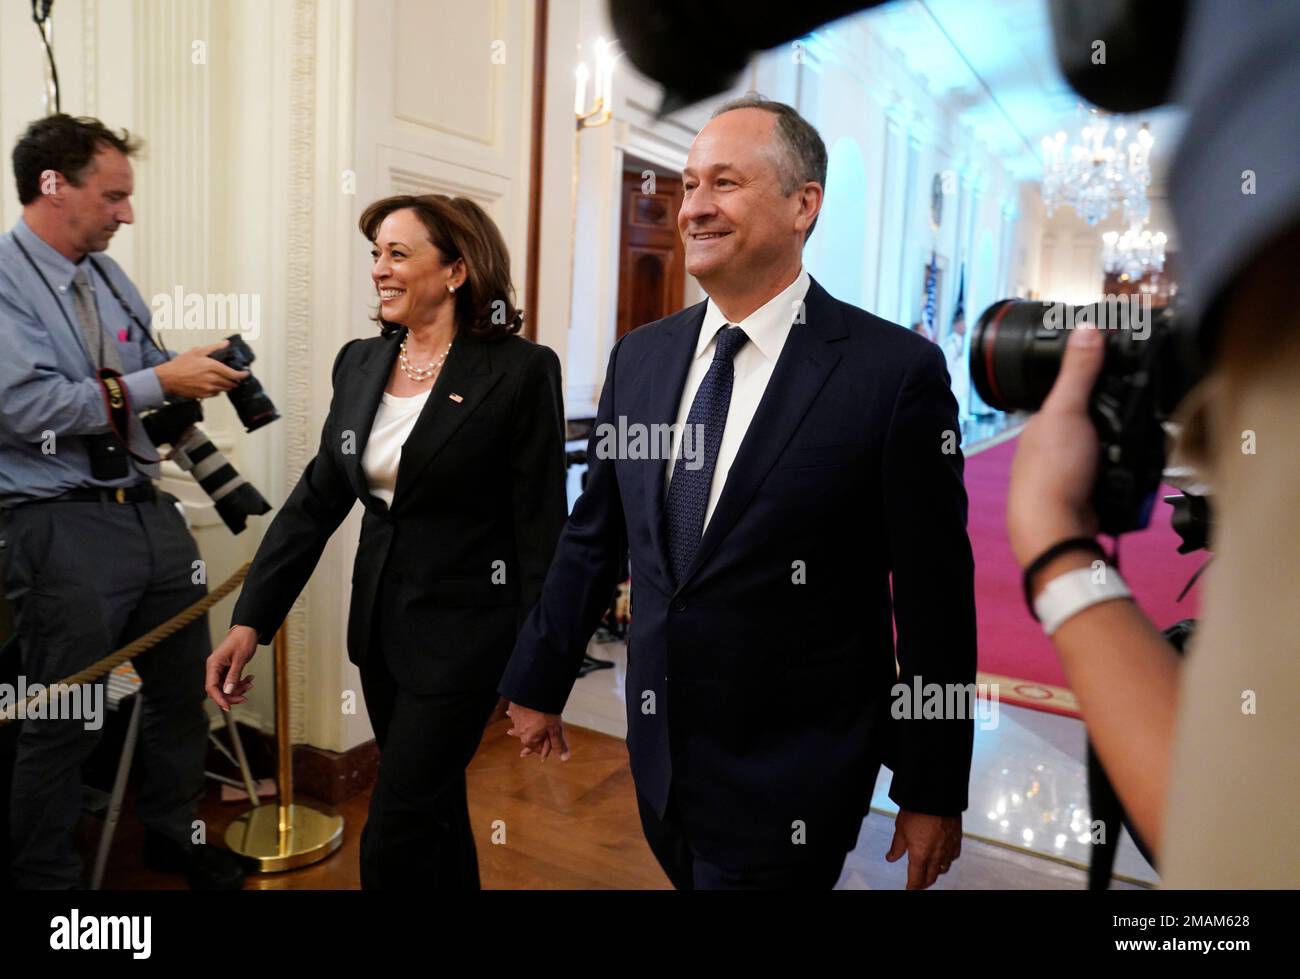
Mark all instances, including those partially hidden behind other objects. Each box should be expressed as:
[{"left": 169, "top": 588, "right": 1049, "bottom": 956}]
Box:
[{"left": 115, "top": 487, "right": 126, "bottom": 504}]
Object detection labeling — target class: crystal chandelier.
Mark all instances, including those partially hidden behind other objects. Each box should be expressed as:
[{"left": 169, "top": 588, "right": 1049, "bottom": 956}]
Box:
[
  {"left": 1041, "top": 107, "right": 1154, "bottom": 226},
  {"left": 1102, "top": 222, "right": 1168, "bottom": 280}
]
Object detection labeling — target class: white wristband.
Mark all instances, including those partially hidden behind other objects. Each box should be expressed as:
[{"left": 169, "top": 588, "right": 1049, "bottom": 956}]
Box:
[{"left": 1033, "top": 566, "right": 1132, "bottom": 636}]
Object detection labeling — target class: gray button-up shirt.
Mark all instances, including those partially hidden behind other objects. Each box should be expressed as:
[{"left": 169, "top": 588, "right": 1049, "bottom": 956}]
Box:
[{"left": 0, "top": 216, "right": 173, "bottom": 504}]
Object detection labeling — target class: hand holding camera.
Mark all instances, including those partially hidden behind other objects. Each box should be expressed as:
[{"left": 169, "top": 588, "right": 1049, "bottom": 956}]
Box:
[{"left": 154, "top": 338, "right": 249, "bottom": 399}]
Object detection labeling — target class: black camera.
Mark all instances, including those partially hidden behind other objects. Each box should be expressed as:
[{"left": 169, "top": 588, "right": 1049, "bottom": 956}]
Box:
[
  {"left": 971, "top": 298, "right": 1207, "bottom": 537},
  {"left": 210, "top": 335, "right": 279, "bottom": 433},
  {"left": 141, "top": 399, "right": 271, "bottom": 535}
]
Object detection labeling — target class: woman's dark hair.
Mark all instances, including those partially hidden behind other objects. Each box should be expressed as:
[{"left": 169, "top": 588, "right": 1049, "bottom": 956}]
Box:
[
  {"left": 358, "top": 194, "right": 523, "bottom": 340},
  {"left": 12, "top": 114, "right": 143, "bottom": 205}
]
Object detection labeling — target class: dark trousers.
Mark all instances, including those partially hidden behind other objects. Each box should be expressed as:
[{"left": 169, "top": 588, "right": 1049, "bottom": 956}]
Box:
[
  {"left": 1, "top": 495, "right": 210, "bottom": 889},
  {"left": 636, "top": 788, "right": 849, "bottom": 890},
  {"left": 357, "top": 583, "right": 498, "bottom": 890}
]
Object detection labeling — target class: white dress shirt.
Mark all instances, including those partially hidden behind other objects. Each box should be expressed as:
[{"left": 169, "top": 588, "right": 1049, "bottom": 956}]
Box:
[
  {"left": 664, "top": 268, "right": 811, "bottom": 531},
  {"left": 362, "top": 388, "right": 432, "bottom": 507}
]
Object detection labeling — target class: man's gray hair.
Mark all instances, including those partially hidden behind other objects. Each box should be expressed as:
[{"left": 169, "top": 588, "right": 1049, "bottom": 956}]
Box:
[{"left": 711, "top": 93, "right": 827, "bottom": 239}]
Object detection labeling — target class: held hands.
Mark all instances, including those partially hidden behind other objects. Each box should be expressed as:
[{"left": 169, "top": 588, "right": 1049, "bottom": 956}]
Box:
[
  {"left": 1006, "top": 322, "right": 1107, "bottom": 568},
  {"left": 205, "top": 625, "right": 259, "bottom": 711},
  {"left": 885, "top": 809, "right": 963, "bottom": 890},
  {"left": 154, "top": 339, "right": 249, "bottom": 399},
  {"left": 505, "top": 702, "right": 571, "bottom": 762}
]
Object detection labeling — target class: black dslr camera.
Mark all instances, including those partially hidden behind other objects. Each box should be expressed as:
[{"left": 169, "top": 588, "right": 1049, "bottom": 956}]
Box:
[
  {"left": 209, "top": 335, "right": 280, "bottom": 433},
  {"left": 138, "top": 337, "right": 279, "bottom": 534},
  {"left": 970, "top": 299, "right": 1208, "bottom": 541}
]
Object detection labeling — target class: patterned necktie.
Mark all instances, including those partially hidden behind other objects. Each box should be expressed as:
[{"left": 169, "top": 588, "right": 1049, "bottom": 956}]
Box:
[
  {"left": 664, "top": 324, "right": 749, "bottom": 586},
  {"left": 72, "top": 266, "right": 123, "bottom": 375}
]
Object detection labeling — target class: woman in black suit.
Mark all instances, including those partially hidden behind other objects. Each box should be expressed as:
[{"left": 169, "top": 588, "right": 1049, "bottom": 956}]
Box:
[{"left": 205, "top": 194, "right": 568, "bottom": 889}]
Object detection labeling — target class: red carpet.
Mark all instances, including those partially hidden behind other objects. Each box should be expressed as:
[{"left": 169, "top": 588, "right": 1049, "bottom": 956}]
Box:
[{"left": 966, "top": 432, "right": 1204, "bottom": 716}]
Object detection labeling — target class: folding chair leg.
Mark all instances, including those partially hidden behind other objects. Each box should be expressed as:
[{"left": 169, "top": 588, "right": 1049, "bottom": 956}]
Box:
[
  {"left": 91, "top": 692, "right": 143, "bottom": 890},
  {"left": 223, "top": 709, "right": 261, "bottom": 805}
]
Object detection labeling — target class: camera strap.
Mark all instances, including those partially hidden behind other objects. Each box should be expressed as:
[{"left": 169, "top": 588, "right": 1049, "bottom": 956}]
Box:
[
  {"left": 12, "top": 236, "right": 161, "bottom": 465},
  {"left": 86, "top": 255, "right": 169, "bottom": 358}
]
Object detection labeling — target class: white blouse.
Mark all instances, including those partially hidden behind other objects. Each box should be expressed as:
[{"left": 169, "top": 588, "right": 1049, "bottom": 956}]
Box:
[{"left": 361, "top": 388, "right": 432, "bottom": 507}]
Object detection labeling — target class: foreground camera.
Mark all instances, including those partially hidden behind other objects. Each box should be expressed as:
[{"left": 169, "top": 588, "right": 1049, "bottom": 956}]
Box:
[{"left": 971, "top": 298, "right": 1205, "bottom": 535}]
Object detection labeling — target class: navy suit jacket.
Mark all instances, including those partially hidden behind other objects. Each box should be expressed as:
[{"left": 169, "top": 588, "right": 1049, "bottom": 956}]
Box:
[{"left": 499, "top": 277, "right": 976, "bottom": 867}]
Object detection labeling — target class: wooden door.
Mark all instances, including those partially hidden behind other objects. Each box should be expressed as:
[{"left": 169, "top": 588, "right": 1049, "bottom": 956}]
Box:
[{"left": 616, "top": 170, "right": 686, "bottom": 338}]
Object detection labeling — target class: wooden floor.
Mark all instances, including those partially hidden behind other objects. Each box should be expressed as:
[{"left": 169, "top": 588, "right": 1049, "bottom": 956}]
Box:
[
  {"left": 93, "top": 715, "right": 1134, "bottom": 890},
  {"left": 96, "top": 716, "right": 672, "bottom": 890}
]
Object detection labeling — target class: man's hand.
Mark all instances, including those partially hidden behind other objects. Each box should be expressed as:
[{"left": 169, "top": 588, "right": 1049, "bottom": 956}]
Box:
[
  {"left": 154, "top": 339, "right": 249, "bottom": 399},
  {"left": 1006, "top": 322, "right": 1107, "bottom": 568},
  {"left": 205, "top": 625, "right": 259, "bottom": 711},
  {"left": 885, "top": 809, "right": 962, "bottom": 889},
  {"left": 505, "top": 702, "right": 570, "bottom": 762}
]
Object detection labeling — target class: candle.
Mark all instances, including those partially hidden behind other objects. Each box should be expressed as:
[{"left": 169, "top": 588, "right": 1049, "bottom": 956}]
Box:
[
  {"left": 595, "top": 38, "right": 610, "bottom": 106},
  {"left": 574, "top": 63, "right": 589, "bottom": 116}
]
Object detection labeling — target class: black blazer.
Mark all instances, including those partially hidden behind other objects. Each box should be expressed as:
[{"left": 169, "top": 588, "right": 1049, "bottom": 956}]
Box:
[
  {"left": 232, "top": 328, "right": 568, "bottom": 696},
  {"left": 499, "top": 277, "right": 977, "bottom": 867}
]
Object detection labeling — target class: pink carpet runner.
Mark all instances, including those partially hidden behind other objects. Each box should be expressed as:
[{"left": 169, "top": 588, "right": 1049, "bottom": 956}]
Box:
[{"left": 965, "top": 433, "right": 1204, "bottom": 716}]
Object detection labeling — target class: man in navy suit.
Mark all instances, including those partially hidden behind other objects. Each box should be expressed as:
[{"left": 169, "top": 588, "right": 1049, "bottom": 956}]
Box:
[{"left": 501, "top": 95, "right": 976, "bottom": 889}]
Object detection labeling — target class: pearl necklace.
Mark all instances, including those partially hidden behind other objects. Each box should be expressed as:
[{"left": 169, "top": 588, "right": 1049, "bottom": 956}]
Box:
[{"left": 399, "top": 335, "right": 453, "bottom": 383}]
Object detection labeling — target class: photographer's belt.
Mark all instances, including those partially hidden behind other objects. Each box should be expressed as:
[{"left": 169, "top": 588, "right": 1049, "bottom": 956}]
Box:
[{"left": 16, "top": 482, "right": 157, "bottom": 506}]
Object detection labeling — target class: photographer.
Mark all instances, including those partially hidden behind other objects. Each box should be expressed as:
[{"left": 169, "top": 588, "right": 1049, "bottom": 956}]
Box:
[
  {"left": 0, "top": 114, "right": 247, "bottom": 889},
  {"left": 1009, "top": 1, "right": 1300, "bottom": 887}
]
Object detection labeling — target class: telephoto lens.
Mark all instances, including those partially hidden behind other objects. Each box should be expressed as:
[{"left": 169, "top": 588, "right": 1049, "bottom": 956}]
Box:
[
  {"left": 970, "top": 297, "right": 1205, "bottom": 535},
  {"left": 970, "top": 298, "right": 1182, "bottom": 413}
]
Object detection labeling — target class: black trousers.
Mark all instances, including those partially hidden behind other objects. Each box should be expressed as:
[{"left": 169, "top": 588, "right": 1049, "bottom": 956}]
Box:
[
  {"left": 357, "top": 581, "right": 498, "bottom": 891},
  {"left": 1, "top": 495, "right": 210, "bottom": 889},
  {"left": 636, "top": 788, "right": 849, "bottom": 890}
]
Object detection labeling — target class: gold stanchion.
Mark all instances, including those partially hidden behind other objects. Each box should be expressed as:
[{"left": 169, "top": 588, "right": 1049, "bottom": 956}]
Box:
[{"left": 224, "top": 627, "right": 344, "bottom": 872}]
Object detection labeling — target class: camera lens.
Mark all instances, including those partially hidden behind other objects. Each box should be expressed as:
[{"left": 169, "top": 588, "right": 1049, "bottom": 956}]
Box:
[{"left": 971, "top": 300, "right": 1078, "bottom": 412}]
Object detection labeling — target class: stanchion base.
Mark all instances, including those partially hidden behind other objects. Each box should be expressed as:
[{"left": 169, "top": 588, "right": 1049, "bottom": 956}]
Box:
[{"left": 224, "top": 803, "right": 344, "bottom": 873}]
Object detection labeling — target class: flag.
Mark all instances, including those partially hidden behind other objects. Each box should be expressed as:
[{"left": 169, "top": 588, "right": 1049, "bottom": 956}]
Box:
[
  {"left": 922, "top": 251, "right": 938, "bottom": 339},
  {"left": 945, "top": 264, "right": 970, "bottom": 420},
  {"left": 950, "top": 264, "right": 966, "bottom": 340}
]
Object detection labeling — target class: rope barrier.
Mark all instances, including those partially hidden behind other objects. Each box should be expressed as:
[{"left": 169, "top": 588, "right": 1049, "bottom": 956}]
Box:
[{"left": 0, "top": 562, "right": 250, "bottom": 726}]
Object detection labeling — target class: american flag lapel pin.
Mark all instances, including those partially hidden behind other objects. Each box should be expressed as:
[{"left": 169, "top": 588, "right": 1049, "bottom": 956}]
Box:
[{"left": 449, "top": 393, "right": 464, "bottom": 403}]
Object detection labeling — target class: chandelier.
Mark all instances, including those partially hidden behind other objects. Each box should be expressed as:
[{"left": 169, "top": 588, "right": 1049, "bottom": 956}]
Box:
[
  {"left": 1041, "top": 108, "right": 1154, "bottom": 226},
  {"left": 1102, "top": 222, "right": 1168, "bottom": 281}
]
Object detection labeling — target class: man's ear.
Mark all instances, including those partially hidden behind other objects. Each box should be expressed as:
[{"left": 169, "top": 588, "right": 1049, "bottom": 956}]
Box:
[
  {"left": 796, "top": 181, "right": 824, "bottom": 235},
  {"left": 38, "top": 169, "right": 67, "bottom": 203}
]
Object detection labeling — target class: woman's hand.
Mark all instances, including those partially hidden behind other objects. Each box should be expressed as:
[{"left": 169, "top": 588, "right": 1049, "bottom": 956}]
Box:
[
  {"left": 505, "top": 702, "right": 571, "bottom": 761},
  {"left": 205, "top": 625, "right": 260, "bottom": 711},
  {"left": 1007, "top": 322, "right": 1106, "bottom": 569}
]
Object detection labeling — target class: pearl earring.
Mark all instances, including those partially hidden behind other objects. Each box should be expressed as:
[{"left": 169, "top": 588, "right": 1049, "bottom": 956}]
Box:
[{"left": 448, "top": 284, "right": 456, "bottom": 294}]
